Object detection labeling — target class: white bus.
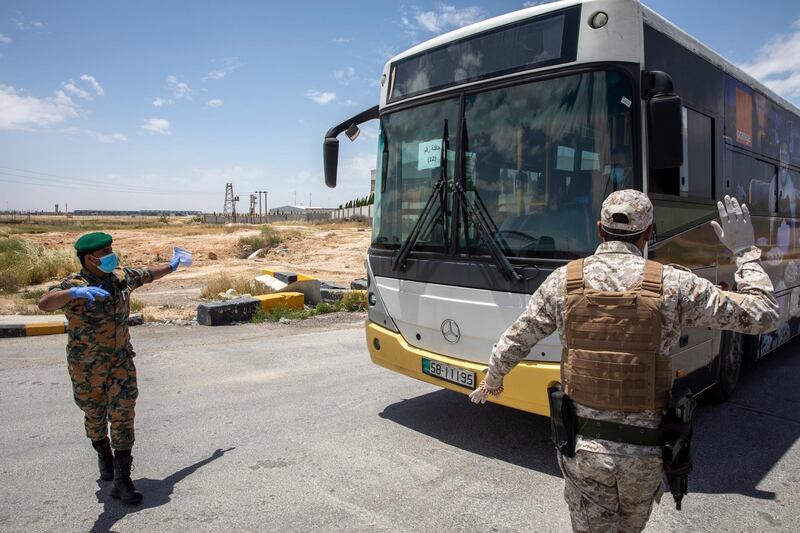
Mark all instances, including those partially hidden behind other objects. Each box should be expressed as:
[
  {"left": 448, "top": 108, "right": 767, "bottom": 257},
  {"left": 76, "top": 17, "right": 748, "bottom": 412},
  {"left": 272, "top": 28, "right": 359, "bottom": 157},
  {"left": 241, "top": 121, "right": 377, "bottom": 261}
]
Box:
[{"left": 323, "top": 0, "right": 800, "bottom": 416}]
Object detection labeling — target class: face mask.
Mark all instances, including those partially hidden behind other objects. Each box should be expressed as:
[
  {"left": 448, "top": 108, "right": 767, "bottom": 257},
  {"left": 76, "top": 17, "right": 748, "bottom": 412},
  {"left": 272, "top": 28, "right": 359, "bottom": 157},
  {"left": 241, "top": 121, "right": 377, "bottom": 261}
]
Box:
[{"left": 96, "top": 252, "right": 118, "bottom": 273}]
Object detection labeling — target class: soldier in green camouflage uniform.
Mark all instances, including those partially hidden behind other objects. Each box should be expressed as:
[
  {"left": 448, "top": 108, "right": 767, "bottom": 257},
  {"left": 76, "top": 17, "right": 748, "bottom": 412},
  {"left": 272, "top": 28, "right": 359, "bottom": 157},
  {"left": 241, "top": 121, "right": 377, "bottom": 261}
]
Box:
[
  {"left": 470, "top": 191, "right": 778, "bottom": 532},
  {"left": 39, "top": 231, "right": 191, "bottom": 505}
]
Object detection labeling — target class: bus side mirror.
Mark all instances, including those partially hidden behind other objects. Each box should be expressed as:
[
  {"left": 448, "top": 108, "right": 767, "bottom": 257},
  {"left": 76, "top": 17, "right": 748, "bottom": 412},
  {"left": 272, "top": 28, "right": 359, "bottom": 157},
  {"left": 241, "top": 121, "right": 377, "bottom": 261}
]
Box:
[
  {"left": 324, "top": 138, "right": 339, "bottom": 188},
  {"left": 322, "top": 105, "right": 380, "bottom": 189},
  {"left": 644, "top": 71, "right": 684, "bottom": 170}
]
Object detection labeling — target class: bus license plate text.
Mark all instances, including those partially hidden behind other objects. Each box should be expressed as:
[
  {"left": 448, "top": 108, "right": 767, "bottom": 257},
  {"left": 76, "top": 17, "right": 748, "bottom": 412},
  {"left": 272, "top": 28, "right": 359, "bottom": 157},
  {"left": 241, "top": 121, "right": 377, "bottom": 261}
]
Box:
[{"left": 422, "top": 358, "right": 476, "bottom": 389}]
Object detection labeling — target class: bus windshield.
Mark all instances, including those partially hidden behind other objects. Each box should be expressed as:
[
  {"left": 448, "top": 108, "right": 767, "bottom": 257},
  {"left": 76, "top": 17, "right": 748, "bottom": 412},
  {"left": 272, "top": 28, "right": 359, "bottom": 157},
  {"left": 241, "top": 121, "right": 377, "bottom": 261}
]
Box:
[{"left": 373, "top": 69, "right": 636, "bottom": 260}]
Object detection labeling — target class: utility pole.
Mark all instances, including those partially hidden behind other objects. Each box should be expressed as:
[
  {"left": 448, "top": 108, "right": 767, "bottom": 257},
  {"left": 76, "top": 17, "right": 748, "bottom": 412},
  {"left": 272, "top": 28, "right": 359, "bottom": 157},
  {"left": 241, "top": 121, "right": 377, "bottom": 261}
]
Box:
[
  {"left": 294, "top": 190, "right": 297, "bottom": 205},
  {"left": 223, "top": 183, "right": 235, "bottom": 219},
  {"left": 309, "top": 192, "right": 312, "bottom": 208}
]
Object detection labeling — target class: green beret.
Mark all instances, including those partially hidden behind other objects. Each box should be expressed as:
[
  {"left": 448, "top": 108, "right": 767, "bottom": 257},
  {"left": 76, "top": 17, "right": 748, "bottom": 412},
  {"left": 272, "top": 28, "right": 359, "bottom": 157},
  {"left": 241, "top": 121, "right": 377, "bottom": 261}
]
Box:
[{"left": 74, "top": 232, "right": 113, "bottom": 253}]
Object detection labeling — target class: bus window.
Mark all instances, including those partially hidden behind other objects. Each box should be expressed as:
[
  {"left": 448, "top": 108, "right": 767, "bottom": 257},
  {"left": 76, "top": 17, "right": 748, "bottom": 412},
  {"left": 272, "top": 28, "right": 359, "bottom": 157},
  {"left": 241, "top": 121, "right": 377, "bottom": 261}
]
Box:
[
  {"left": 778, "top": 168, "right": 800, "bottom": 218},
  {"left": 731, "top": 152, "right": 777, "bottom": 213},
  {"left": 680, "top": 107, "right": 713, "bottom": 198}
]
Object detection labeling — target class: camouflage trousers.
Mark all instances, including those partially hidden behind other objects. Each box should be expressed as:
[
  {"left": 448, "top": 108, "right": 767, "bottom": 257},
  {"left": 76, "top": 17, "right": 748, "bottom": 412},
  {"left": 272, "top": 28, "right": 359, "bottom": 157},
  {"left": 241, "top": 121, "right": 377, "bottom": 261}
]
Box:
[
  {"left": 558, "top": 450, "right": 663, "bottom": 533},
  {"left": 67, "top": 349, "right": 138, "bottom": 450}
]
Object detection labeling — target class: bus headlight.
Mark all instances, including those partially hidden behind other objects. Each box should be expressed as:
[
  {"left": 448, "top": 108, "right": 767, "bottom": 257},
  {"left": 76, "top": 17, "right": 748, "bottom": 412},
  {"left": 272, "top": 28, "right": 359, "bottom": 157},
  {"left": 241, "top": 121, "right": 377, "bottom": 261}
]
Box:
[{"left": 589, "top": 11, "right": 608, "bottom": 29}]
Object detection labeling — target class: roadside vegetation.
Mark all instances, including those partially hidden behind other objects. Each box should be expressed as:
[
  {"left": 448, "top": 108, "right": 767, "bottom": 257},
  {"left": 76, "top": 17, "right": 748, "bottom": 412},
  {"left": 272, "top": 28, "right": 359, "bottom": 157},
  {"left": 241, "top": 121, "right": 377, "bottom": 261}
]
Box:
[
  {"left": 237, "top": 224, "right": 284, "bottom": 258},
  {"left": 250, "top": 291, "right": 367, "bottom": 323},
  {"left": 0, "top": 237, "right": 79, "bottom": 293},
  {"left": 200, "top": 272, "right": 274, "bottom": 299}
]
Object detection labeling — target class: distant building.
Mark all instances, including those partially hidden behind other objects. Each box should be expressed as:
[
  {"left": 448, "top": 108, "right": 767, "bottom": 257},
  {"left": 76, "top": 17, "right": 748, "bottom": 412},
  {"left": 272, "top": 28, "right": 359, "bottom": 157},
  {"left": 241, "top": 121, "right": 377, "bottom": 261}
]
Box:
[{"left": 370, "top": 169, "right": 376, "bottom": 195}]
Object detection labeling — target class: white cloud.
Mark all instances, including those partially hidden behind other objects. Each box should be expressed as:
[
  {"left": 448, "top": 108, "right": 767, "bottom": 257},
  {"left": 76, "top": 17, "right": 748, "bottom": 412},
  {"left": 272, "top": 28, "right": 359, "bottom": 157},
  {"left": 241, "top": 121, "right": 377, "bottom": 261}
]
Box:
[
  {"left": 333, "top": 37, "right": 351, "bottom": 44},
  {"left": 403, "top": 4, "right": 486, "bottom": 35},
  {"left": 167, "top": 75, "right": 191, "bottom": 100},
  {"left": 0, "top": 34, "right": 11, "bottom": 44},
  {"left": 203, "top": 58, "right": 243, "bottom": 81},
  {"left": 335, "top": 66, "right": 357, "bottom": 84},
  {"left": 342, "top": 99, "right": 359, "bottom": 107},
  {"left": 152, "top": 97, "right": 173, "bottom": 108},
  {"left": 13, "top": 15, "right": 45, "bottom": 31},
  {"left": 306, "top": 90, "right": 336, "bottom": 105},
  {"left": 206, "top": 98, "right": 224, "bottom": 108},
  {"left": 0, "top": 85, "right": 78, "bottom": 130},
  {"left": 62, "top": 80, "right": 90, "bottom": 100},
  {"left": 141, "top": 118, "right": 171, "bottom": 135},
  {"left": 739, "top": 19, "right": 800, "bottom": 100},
  {"left": 80, "top": 74, "right": 104, "bottom": 96},
  {"left": 523, "top": 1, "right": 552, "bottom": 7},
  {"left": 64, "top": 127, "right": 128, "bottom": 143}
]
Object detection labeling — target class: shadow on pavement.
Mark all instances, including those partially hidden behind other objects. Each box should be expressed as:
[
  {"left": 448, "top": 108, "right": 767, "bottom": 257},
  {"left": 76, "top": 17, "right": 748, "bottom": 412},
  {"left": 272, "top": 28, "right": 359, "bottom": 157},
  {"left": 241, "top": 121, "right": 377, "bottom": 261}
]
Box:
[
  {"left": 379, "top": 339, "right": 800, "bottom": 495},
  {"left": 691, "top": 339, "right": 800, "bottom": 499},
  {"left": 379, "top": 387, "right": 561, "bottom": 477},
  {"left": 89, "top": 447, "right": 234, "bottom": 533}
]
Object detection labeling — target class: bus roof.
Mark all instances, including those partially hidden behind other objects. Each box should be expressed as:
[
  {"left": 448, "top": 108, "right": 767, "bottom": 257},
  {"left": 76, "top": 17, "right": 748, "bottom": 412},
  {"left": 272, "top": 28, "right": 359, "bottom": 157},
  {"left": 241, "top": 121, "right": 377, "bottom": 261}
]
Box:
[
  {"left": 387, "top": 0, "right": 800, "bottom": 116},
  {"left": 641, "top": 5, "right": 800, "bottom": 116}
]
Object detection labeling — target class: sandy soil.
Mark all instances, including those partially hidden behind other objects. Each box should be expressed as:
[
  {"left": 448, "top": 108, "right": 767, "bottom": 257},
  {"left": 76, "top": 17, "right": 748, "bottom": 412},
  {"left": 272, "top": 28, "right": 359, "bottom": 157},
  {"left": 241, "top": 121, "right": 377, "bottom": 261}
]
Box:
[{"left": 1, "top": 222, "right": 371, "bottom": 320}]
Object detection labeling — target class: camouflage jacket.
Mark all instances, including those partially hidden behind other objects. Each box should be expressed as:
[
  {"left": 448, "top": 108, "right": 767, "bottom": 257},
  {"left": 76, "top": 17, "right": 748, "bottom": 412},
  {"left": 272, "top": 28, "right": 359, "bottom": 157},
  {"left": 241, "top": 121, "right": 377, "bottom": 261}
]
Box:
[
  {"left": 49, "top": 267, "right": 153, "bottom": 359},
  {"left": 486, "top": 241, "right": 778, "bottom": 456}
]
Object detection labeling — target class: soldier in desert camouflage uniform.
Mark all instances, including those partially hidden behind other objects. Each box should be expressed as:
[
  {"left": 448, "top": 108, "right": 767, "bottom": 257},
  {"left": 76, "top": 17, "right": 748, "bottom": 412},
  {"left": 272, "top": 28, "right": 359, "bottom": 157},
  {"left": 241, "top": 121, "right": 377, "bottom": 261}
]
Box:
[
  {"left": 469, "top": 190, "right": 778, "bottom": 532},
  {"left": 38, "top": 232, "right": 191, "bottom": 505}
]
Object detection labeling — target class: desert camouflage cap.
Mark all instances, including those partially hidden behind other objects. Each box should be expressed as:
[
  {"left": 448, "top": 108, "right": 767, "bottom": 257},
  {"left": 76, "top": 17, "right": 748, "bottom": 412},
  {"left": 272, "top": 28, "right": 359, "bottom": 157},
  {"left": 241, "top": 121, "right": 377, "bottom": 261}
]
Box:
[{"left": 600, "top": 190, "right": 653, "bottom": 235}]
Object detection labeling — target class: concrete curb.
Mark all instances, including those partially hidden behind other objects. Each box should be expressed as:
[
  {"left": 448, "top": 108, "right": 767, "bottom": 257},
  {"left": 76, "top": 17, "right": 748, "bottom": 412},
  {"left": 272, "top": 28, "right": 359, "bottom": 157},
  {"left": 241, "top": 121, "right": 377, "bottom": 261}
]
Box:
[
  {"left": 0, "top": 313, "right": 145, "bottom": 339},
  {"left": 197, "top": 292, "right": 305, "bottom": 326}
]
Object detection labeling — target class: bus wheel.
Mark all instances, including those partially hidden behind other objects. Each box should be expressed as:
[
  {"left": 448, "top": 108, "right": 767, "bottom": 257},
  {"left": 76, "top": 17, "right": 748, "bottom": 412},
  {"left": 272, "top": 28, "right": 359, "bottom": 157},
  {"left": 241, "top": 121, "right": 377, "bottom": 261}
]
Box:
[{"left": 709, "top": 332, "right": 743, "bottom": 402}]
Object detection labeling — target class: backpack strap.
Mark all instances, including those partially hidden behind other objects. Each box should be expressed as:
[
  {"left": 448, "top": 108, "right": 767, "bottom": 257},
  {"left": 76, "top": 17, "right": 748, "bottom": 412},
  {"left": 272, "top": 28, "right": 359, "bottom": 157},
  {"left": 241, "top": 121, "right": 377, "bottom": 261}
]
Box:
[
  {"left": 565, "top": 259, "right": 585, "bottom": 296},
  {"left": 640, "top": 260, "right": 664, "bottom": 297}
]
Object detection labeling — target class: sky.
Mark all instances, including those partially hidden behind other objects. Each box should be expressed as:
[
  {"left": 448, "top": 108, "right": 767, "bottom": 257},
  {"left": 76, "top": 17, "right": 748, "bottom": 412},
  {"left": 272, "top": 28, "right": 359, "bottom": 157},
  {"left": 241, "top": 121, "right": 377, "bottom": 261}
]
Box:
[{"left": 1, "top": 0, "right": 799, "bottom": 213}]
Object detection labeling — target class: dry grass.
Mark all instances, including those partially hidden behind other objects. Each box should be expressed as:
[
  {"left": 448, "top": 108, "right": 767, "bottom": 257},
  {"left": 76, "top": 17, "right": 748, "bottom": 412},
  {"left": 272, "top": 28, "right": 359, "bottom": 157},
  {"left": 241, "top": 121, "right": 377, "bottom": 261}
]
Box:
[
  {"left": 200, "top": 272, "right": 273, "bottom": 299},
  {"left": 237, "top": 225, "right": 284, "bottom": 258},
  {"left": 0, "top": 238, "right": 80, "bottom": 293}
]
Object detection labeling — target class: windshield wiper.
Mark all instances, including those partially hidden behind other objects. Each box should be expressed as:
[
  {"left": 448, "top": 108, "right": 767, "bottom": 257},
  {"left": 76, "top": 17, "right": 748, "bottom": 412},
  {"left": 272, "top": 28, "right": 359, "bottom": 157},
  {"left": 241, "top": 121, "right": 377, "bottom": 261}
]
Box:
[
  {"left": 392, "top": 120, "right": 450, "bottom": 272},
  {"left": 453, "top": 116, "right": 522, "bottom": 282}
]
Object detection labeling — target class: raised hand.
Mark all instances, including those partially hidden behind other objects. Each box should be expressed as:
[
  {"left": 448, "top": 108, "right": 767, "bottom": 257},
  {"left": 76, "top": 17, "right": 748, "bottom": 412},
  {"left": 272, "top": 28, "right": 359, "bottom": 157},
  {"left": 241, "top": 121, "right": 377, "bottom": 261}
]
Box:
[{"left": 710, "top": 195, "right": 755, "bottom": 254}]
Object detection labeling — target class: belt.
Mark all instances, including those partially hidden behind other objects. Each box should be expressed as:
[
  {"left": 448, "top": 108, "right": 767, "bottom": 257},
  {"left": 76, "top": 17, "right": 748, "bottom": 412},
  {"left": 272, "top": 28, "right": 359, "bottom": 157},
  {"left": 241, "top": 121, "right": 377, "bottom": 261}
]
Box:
[{"left": 577, "top": 417, "right": 663, "bottom": 447}]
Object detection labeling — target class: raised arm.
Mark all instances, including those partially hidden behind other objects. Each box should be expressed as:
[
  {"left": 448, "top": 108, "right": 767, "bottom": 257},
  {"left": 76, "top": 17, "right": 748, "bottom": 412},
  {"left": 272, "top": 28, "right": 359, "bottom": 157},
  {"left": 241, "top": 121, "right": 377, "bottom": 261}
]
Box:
[
  {"left": 682, "top": 196, "right": 778, "bottom": 333},
  {"left": 469, "top": 271, "right": 560, "bottom": 403}
]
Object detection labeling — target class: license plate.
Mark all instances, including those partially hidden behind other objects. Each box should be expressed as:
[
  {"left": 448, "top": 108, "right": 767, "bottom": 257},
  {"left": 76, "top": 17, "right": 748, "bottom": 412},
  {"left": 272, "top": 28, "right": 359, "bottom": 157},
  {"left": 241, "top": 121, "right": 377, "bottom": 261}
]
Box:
[{"left": 422, "top": 358, "right": 476, "bottom": 389}]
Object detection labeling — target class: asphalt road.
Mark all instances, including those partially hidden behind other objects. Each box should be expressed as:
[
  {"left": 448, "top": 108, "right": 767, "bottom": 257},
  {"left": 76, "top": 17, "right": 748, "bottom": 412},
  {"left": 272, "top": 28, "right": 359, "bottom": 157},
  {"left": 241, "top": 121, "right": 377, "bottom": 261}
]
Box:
[{"left": 1, "top": 316, "right": 799, "bottom": 532}]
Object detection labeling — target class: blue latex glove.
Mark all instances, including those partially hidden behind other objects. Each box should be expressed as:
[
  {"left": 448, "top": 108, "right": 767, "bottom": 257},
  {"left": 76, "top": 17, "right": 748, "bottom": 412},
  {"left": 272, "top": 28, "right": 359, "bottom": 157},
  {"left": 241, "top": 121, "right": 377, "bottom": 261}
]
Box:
[
  {"left": 170, "top": 247, "right": 192, "bottom": 271},
  {"left": 69, "top": 286, "right": 110, "bottom": 307}
]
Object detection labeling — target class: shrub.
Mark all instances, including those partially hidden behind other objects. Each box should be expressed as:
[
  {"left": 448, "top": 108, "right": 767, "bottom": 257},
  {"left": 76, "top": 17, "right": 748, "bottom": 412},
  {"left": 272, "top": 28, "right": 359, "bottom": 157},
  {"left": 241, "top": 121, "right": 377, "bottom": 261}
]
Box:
[
  {"left": 200, "top": 273, "right": 273, "bottom": 300},
  {"left": 130, "top": 298, "right": 146, "bottom": 312},
  {"left": 0, "top": 238, "right": 80, "bottom": 293},
  {"left": 251, "top": 304, "right": 313, "bottom": 323},
  {"left": 237, "top": 225, "right": 283, "bottom": 258},
  {"left": 340, "top": 290, "right": 367, "bottom": 312}
]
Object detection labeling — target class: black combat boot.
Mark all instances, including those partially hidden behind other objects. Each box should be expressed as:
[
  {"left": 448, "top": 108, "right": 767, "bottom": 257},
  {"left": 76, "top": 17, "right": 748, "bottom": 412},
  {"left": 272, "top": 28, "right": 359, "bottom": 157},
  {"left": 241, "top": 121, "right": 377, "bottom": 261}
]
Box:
[
  {"left": 91, "top": 438, "right": 114, "bottom": 481},
  {"left": 110, "top": 449, "right": 143, "bottom": 505}
]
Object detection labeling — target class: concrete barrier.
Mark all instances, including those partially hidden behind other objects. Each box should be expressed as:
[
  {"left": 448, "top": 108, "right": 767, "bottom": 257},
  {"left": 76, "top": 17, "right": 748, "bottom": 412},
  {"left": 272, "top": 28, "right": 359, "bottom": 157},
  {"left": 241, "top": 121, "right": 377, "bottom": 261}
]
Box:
[
  {"left": 0, "top": 313, "right": 143, "bottom": 338},
  {"left": 257, "top": 270, "right": 321, "bottom": 305},
  {"left": 197, "top": 292, "right": 305, "bottom": 326}
]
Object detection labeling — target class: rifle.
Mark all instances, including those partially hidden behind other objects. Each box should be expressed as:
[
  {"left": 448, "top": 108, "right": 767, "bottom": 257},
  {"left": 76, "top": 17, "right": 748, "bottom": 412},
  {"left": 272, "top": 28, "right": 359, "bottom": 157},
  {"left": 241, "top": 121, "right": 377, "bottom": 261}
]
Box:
[{"left": 661, "top": 392, "right": 695, "bottom": 510}]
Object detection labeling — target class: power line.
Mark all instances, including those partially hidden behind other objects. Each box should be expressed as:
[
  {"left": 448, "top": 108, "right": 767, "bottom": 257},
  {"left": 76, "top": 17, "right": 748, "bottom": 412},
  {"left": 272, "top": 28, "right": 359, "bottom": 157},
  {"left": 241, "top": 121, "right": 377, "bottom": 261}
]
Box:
[{"left": 0, "top": 166, "right": 219, "bottom": 195}]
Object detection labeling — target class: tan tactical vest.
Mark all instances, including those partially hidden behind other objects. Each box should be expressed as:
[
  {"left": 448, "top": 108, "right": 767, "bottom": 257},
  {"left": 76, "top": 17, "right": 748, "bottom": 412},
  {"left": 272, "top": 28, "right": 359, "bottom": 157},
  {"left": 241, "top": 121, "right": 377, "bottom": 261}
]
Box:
[{"left": 561, "top": 259, "right": 672, "bottom": 412}]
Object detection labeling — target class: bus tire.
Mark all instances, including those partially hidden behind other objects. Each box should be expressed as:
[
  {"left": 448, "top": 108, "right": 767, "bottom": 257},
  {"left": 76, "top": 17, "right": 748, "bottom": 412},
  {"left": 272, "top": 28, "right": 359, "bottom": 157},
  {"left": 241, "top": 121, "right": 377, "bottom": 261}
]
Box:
[{"left": 709, "top": 331, "right": 743, "bottom": 402}]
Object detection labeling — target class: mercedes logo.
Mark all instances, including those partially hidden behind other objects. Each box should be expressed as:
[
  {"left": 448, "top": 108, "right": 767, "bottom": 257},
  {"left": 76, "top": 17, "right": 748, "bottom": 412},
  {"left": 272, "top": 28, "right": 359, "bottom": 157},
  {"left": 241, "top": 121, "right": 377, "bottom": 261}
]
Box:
[{"left": 441, "top": 319, "right": 461, "bottom": 344}]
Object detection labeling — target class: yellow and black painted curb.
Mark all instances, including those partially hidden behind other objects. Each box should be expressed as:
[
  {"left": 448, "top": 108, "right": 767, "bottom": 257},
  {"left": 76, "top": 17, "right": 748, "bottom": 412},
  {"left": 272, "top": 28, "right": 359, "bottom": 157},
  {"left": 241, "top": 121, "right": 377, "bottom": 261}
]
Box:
[{"left": 0, "top": 321, "right": 67, "bottom": 338}]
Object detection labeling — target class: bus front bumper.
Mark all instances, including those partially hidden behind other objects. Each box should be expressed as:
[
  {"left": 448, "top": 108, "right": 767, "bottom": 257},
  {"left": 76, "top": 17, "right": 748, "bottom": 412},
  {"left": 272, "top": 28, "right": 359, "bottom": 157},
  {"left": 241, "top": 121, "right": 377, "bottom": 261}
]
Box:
[{"left": 366, "top": 321, "right": 560, "bottom": 416}]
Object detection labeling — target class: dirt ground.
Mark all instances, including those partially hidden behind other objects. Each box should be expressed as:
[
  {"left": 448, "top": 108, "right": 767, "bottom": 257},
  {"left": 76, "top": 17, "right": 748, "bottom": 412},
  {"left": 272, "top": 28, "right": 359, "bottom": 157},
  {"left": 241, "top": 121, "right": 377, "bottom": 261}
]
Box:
[{"left": 0, "top": 221, "right": 371, "bottom": 320}]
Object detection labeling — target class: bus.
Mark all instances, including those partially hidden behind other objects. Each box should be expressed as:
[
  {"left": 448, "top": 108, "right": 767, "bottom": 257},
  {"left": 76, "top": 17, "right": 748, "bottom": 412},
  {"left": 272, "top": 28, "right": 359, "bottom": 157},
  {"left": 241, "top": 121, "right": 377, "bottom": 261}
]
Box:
[{"left": 322, "top": 0, "right": 800, "bottom": 416}]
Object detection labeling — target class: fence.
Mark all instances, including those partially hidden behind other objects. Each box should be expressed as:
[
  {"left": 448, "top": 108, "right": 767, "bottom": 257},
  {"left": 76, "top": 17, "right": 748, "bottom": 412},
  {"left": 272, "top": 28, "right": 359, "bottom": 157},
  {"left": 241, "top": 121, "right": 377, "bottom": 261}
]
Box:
[{"left": 332, "top": 205, "right": 373, "bottom": 220}]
